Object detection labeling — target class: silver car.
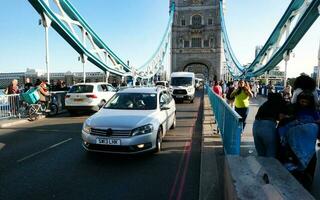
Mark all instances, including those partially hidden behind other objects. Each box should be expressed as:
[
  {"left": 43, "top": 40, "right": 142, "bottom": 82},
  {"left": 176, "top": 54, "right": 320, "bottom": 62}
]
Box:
[{"left": 82, "top": 87, "right": 176, "bottom": 154}]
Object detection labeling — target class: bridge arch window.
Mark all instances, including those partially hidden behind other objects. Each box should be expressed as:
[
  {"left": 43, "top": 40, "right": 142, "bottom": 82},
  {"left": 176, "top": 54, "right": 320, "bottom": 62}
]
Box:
[
  {"left": 210, "top": 38, "right": 215, "bottom": 48},
  {"left": 191, "top": 38, "right": 202, "bottom": 48},
  {"left": 192, "top": 15, "right": 202, "bottom": 26},
  {"left": 181, "top": 19, "right": 186, "bottom": 26},
  {"left": 184, "top": 40, "right": 190, "bottom": 48},
  {"left": 204, "top": 40, "right": 209, "bottom": 47}
]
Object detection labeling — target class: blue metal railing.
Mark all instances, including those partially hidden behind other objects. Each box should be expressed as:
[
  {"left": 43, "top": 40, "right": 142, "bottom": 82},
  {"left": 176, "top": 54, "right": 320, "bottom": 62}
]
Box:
[{"left": 206, "top": 85, "right": 242, "bottom": 155}]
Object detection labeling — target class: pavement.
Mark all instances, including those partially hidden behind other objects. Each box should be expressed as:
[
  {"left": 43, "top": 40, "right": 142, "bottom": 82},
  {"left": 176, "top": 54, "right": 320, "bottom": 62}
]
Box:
[{"left": 0, "top": 115, "right": 46, "bottom": 128}]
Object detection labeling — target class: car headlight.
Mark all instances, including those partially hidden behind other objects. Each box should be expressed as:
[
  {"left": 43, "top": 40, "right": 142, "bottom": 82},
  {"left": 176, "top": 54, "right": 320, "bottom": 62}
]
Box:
[
  {"left": 83, "top": 123, "right": 91, "bottom": 134},
  {"left": 131, "top": 124, "right": 154, "bottom": 136},
  {"left": 187, "top": 88, "right": 192, "bottom": 93}
]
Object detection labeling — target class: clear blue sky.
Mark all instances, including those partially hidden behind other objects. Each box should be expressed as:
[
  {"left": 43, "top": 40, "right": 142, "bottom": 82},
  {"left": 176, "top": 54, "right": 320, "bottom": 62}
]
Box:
[{"left": 0, "top": 0, "right": 319, "bottom": 78}]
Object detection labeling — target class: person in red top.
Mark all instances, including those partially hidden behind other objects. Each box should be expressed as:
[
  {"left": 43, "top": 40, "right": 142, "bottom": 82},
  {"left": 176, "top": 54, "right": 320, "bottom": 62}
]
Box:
[{"left": 212, "top": 81, "right": 223, "bottom": 97}]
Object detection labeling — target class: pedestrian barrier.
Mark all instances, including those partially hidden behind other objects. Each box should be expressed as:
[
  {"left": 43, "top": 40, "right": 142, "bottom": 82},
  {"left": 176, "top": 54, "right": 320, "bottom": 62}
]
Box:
[
  {"left": 206, "top": 85, "right": 242, "bottom": 155},
  {"left": 0, "top": 94, "right": 20, "bottom": 119}
]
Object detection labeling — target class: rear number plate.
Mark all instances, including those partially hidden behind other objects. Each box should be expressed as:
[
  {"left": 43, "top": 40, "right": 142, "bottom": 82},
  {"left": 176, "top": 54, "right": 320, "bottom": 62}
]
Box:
[
  {"left": 74, "top": 99, "right": 83, "bottom": 102},
  {"left": 96, "top": 138, "right": 121, "bottom": 146}
]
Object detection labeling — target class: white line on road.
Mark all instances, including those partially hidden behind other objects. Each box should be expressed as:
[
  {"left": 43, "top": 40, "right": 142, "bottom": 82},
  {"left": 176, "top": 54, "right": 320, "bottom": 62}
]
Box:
[{"left": 17, "top": 138, "right": 73, "bottom": 163}]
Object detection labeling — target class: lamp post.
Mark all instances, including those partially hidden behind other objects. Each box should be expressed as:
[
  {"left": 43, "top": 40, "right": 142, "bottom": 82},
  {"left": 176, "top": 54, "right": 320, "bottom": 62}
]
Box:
[
  {"left": 79, "top": 55, "right": 87, "bottom": 83},
  {"left": 283, "top": 51, "right": 291, "bottom": 88}
]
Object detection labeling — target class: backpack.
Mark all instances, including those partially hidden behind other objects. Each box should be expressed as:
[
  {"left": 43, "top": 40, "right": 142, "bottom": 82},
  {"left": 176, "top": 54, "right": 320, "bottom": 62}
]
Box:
[{"left": 226, "top": 87, "right": 235, "bottom": 100}]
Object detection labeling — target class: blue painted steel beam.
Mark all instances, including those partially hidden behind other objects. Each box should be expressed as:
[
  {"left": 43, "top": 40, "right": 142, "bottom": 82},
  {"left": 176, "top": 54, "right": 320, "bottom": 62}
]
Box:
[
  {"left": 251, "top": 0, "right": 320, "bottom": 77},
  {"left": 28, "top": 0, "right": 130, "bottom": 76}
]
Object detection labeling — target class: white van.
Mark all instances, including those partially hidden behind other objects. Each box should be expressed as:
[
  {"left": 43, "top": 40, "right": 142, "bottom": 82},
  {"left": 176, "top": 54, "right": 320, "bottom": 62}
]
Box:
[{"left": 170, "top": 72, "right": 195, "bottom": 103}]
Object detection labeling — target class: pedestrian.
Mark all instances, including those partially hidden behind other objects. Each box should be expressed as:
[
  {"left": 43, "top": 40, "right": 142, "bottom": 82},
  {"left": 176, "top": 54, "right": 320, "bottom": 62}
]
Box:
[
  {"left": 5, "top": 79, "right": 20, "bottom": 115},
  {"left": 231, "top": 80, "right": 253, "bottom": 129},
  {"left": 291, "top": 74, "right": 318, "bottom": 105},
  {"left": 212, "top": 80, "right": 223, "bottom": 97},
  {"left": 6, "top": 79, "right": 20, "bottom": 95},
  {"left": 251, "top": 82, "right": 258, "bottom": 98},
  {"left": 38, "top": 81, "right": 50, "bottom": 112},
  {"left": 253, "top": 93, "right": 286, "bottom": 157},
  {"left": 282, "top": 84, "right": 292, "bottom": 104},
  {"left": 267, "top": 81, "right": 275, "bottom": 95},
  {"left": 225, "top": 81, "right": 235, "bottom": 107},
  {"left": 24, "top": 78, "right": 33, "bottom": 93},
  {"left": 278, "top": 90, "right": 319, "bottom": 190}
]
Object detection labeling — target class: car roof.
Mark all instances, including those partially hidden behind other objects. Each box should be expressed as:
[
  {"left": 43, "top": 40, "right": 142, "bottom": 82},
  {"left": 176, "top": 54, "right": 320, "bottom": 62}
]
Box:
[
  {"left": 171, "top": 72, "right": 195, "bottom": 77},
  {"left": 73, "top": 82, "right": 112, "bottom": 86},
  {"left": 156, "top": 81, "right": 168, "bottom": 83},
  {"left": 118, "top": 87, "right": 166, "bottom": 94}
]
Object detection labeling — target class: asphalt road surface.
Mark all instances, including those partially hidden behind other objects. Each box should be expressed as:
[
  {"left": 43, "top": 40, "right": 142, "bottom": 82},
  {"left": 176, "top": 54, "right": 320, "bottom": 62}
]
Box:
[{"left": 0, "top": 90, "right": 204, "bottom": 200}]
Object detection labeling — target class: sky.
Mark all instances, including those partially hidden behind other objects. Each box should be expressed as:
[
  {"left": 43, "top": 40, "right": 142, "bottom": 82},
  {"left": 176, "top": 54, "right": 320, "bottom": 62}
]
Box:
[{"left": 0, "top": 0, "right": 319, "bottom": 78}]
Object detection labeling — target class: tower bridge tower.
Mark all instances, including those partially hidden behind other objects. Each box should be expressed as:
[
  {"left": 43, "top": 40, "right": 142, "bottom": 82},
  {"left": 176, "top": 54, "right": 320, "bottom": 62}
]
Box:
[{"left": 170, "top": 0, "right": 222, "bottom": 81}]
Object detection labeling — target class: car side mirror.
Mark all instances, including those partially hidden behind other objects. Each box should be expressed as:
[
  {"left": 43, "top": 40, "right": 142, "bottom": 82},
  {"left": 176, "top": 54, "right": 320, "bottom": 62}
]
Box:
[{"left": 161, "top": 105, "right": 170, "bottom": 110}]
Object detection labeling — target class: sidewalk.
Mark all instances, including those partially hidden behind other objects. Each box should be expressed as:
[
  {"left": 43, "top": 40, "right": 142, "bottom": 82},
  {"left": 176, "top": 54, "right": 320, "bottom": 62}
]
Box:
[
  {"left": 199, "top": 95, "right": 267, "bottom": 200},
  {"left": 0, "top": 115, "right": 46, "bottom": 128},
  {"left": 240, "top": 95, "right": 266, "bottom": 156}
]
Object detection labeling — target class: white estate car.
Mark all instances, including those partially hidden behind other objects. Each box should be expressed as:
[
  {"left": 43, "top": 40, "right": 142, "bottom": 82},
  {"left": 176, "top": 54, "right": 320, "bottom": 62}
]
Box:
[
  {"left": 82, "top": 87, "right": 176, "bottom": 154},
  {"left": 65, "top": 83, "right": 116, "bottom": 113}
]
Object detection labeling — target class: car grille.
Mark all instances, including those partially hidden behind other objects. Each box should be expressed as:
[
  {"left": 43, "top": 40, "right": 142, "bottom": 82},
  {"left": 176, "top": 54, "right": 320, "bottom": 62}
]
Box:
[
  {"left": 91, "top": 128, "right": 132, "bottom": 137},
  {"left": 173, "top": 89, "right": 187, "bottom": 95}
]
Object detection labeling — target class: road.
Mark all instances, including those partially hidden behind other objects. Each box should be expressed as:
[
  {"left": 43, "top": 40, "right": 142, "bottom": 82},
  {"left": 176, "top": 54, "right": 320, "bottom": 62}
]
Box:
[{"left": 0, "top": 90, "right": 204, "bottom": 200}]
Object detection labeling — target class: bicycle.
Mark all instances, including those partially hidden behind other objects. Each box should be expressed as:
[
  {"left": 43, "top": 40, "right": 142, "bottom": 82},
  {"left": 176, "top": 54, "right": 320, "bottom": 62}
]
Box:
[
  {"left": 18, "top": 91, "right": 58, "bottom": 121},
  {"left": 27, "top": 95, "right": 58, "bottom": 121}
]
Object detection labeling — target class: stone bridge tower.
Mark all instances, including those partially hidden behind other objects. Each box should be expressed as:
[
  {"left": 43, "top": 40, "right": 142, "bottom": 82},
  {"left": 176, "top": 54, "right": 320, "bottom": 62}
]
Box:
[{"left": 170, "top": 0, "right": 222, "bottom": 81}]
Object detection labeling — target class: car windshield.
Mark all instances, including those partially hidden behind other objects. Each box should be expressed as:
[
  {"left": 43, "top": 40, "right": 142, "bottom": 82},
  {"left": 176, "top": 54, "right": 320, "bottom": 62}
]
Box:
[
  {"left": 171, "top": 77, "right": 192, "bottom": 86},
  {"left": 104, "top": 93, "right": 157, "bottom": 110},
  {"left": 68, "top": 85, "right": 93, "bottom": 93}
]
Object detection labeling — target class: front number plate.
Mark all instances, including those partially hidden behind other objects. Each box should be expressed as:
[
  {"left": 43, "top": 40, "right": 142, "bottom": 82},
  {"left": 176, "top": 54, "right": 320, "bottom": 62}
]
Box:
[{"left": 96, "top": 138, "right": 121, "bottom": 146}]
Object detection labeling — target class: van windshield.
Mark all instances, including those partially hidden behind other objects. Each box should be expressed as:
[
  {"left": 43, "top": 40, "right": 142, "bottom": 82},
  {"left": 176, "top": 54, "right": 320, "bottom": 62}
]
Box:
[{"left": 171, "top": 77, "right": 193, "bottom": 86}]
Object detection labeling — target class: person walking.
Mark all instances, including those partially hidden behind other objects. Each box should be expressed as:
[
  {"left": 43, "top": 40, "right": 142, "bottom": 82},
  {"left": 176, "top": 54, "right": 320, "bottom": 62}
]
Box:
[
  {"left": 231, "top": 80, "right": 253, "bottom": 129},
  {"left": 251, "top": 82, "right": 258, "bottom": 98},
  {"left": 253, "top": 93, "right": 286, "bottom": 157},
  {"left": 212, "top": 80, "right": 223, "bottom": 97},
  {"left": 225, "top": 81, "right": 235, "bottom": 107},
  {"left": 282, "top": 84, "right": 292, "bottom": 104}
]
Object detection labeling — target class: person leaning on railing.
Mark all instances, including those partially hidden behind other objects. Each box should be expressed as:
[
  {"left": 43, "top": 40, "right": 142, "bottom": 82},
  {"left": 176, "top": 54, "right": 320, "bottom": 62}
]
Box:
[
  {"left": 5, "top": 79, "right": 20, "bottom": 116},
  {"left": 230, "top": 80, "right": 253, "bottom": 129}
]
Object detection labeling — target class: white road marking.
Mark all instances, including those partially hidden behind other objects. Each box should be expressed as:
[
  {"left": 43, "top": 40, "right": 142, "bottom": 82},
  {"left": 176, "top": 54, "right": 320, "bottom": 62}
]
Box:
[{"left": 17, "top": 138, "right": 72, "bottom": 163}]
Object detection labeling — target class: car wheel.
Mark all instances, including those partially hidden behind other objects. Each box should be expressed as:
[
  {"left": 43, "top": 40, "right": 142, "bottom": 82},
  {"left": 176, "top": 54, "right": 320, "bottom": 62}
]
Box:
[
  {"left": 170, "top": 113, "right": 176, "bottom": 129},
  {"left": 190, "top": 98, "right": 194, "bottom": 103},
  {"left": 48, "top": 104, "right": 58, "bottom": 116},
  {"left": 155, "top": 127, "right": 163, "bottom": 153}
]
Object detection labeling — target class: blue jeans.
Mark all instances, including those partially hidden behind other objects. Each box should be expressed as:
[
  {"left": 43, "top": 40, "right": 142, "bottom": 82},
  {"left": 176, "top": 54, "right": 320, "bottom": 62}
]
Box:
[
  {"left": 253, "top": 120, "right": 278, "bottom": 157},
  {"left": 235, "top": 107, "right": 249, "bottom": 129}
]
